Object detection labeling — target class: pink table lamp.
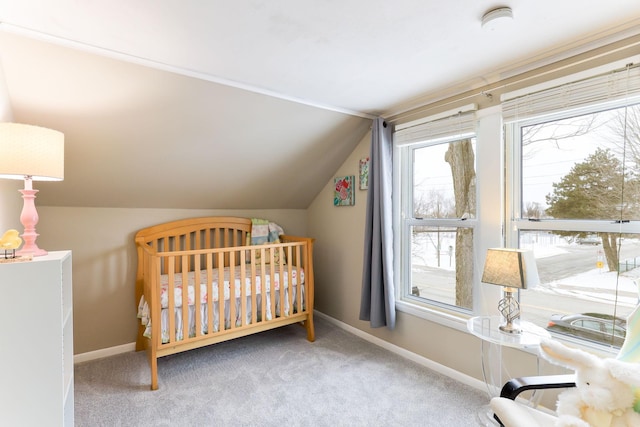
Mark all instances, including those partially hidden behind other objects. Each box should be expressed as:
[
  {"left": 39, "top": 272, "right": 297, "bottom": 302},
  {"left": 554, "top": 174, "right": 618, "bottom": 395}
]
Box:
[{"left": 0, "top": 123, "right": 64, "bottom": 256}]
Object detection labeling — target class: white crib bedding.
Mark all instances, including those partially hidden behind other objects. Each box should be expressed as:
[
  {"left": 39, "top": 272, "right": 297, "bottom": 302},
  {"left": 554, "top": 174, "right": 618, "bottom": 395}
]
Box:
[{"left": 137, "top": 264, "right": 305, "bottom": 343}]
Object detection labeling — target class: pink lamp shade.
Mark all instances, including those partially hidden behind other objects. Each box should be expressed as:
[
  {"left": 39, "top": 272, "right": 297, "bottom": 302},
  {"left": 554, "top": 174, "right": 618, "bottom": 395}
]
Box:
[{"left": 0, "top": 123, "right": 64, "bottom": 256}]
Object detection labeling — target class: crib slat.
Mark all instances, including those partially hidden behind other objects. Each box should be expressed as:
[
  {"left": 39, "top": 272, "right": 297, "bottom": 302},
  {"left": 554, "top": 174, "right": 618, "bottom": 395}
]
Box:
[
  {"left": 259, "top": 247, "right": 267, "bottom": 323},
  {"left": 294, "top": 245, "right": 301, "bottom": 313},
  {"left": 206, "top": 253, "right": 214, "bottom": 335},
  {"left": 217, "top": 251, "right": 225, "bottom": 331},
  {"left": 269, "top": 251, "right": 276, "bottom": 319},
  {"left": 205, "top": 229, "right": 211, "bottom": 254},
  {"left": 286, "top": 247, "right": 292, "bottom": 315},
  {"left": 173, "top": 236, "right": 181, "bottom": 273},
  {"left": 148, "top": 253, "right": 160, "bottom": 390},
  {"left": 193, "top": 254, "right": 202, "bottom": 338},
  {"left": 240, "top": 248, "right": 247, "bottom": 326},
  {"left": 181, "top": 256, "right": 189, "bottom": 342},
  {"left": 228, "top": 250, "right": 237, "bottom": 330},
  {"left": 213, "top": 229, "right": 221, "bottom": 266},
  {"left": 167, "top": 258, "right": 176, "bottom": 344},
  {"left": 278, "top": 248, "right": 285, "bottom": 317},
  {"left": 250, "top": 249, "right": 257, "bottom": 323}
]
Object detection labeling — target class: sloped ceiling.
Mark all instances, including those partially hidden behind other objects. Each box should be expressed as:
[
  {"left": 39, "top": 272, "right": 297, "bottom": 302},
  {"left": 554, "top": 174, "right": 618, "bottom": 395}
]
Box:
[
  {"left": 0, "top": 1, "right": 639, "bottom": 209},
  {"left": 0, "top": 32, "right": 369, "bottom": 209}
]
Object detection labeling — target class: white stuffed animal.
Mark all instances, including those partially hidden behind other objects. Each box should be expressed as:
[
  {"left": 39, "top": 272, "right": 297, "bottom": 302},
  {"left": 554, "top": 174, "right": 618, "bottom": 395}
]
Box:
[{"left": 539, "top": 338, "right": 640, "bottom": 427}]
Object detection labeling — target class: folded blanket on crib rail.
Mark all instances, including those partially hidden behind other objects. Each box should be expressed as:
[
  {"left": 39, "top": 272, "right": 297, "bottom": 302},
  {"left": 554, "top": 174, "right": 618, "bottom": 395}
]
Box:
[
  {"left": 249, "top": 218, "right": 284, "bottom": 245},
  {"left": 248, "top": 218, "right": 285, "bottom": 264}
]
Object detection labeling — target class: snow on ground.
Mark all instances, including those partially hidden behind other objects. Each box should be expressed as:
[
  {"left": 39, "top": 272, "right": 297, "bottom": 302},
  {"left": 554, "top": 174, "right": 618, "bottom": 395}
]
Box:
[
  {"left": 530, "top": 244, "right": 640, "bottom": 307},
  {"left": 413, "top": 234, "right": 640, "bottom": 308},
  {"left": 537, "top": 268, "right": 639, "bottom": 306}
]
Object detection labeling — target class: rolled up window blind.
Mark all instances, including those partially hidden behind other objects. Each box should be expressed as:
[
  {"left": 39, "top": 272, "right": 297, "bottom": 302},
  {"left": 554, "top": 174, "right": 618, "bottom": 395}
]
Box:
[
  {"left": 502, "top": 64, "right": 640, "bottom": 123},
  {"left": 394, "top": 111, "right": 476, "bottom": 147}
]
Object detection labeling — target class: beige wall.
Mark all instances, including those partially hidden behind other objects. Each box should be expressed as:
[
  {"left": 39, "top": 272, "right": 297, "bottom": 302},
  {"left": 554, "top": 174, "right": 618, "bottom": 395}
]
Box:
[
  {"left": 0, "top": 62, "right": 21, "bottom": 233},
  {"left": 35, "top": 206, "right": 308, "bottom": 354},
  {"left": 0, "top": 180, "right": 22, "bottom": 232}
]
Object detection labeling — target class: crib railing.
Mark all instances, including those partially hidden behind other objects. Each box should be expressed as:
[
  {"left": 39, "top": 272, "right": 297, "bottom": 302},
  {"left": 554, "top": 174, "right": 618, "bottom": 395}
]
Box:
[{"left": 138, "top": 237, "right": 314, "bottom": 354}]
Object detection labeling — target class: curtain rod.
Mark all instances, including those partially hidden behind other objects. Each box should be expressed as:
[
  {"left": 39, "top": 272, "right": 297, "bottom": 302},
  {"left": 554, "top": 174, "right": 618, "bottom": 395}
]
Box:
[{"left": 395, "top": 103, "right": 477, "bottom": 131}]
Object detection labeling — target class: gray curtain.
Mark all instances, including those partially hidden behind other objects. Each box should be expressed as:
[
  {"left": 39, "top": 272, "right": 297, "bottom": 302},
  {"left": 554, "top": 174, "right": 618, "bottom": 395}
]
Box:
[{"left": 359, "top": 117, "right": 395, "bottom": 329}]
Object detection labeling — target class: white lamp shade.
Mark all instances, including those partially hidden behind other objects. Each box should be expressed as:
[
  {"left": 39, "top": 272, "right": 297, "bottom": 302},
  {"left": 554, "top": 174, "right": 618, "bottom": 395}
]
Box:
[
  {"left": 482, "top": 248, "right": 540, "bottom": 289},
  {"left": 0, "top": 123, "right": 64, "bottom": 181}
]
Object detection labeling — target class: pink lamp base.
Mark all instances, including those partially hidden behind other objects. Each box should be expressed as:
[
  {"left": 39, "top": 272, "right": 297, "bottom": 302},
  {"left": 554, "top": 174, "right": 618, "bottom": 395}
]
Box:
[
  {"left": 16, "top": 186, "right": 48, "bottom": 257},
  {"left": 16, "top": 244, "right": 47, "bottom": 257}
]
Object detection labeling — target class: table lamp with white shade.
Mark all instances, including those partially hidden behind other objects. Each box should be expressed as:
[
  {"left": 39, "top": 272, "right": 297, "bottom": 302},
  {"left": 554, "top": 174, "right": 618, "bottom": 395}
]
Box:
[
  {"left": 481, "top": 248, "right": 540, "bottom": 334},
  {"left": 0, "top": 123, "right": 64, "bottom": 256}
]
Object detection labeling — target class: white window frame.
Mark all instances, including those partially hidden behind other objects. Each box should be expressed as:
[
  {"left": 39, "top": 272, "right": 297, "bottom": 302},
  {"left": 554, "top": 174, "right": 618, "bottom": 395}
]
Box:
[
  {"left": 393, "top": 107, "right": 504, "bottom": 328},
  {"left": 504, "top": 62, "right": 640, "bottom": 242},
  {"left": 392, "top": 60, "right": 640, "bottom": 344},
  {"left": 397, "top": 137, "right": 477, "bottom": 311},
  {"left": 502, "top": 64, "right": 640, "bottom": 352}
]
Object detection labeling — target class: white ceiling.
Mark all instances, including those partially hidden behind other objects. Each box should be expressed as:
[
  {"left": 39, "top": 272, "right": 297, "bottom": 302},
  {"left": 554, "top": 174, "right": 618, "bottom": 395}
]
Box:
[{"left": 0, "top": 1, "right": 639, "bottom": 209}]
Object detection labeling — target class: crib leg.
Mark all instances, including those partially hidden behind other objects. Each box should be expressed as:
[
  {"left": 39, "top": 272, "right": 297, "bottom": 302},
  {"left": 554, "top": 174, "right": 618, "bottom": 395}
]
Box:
[
  {"left": 135, "top": 324, "right": 147, "bottom": 352},
  {"left": 305, "top": 315, "right": 315, "bottom": 342},
  {"left": 149, "top": 354, "right": 158, "bottom": 390}
]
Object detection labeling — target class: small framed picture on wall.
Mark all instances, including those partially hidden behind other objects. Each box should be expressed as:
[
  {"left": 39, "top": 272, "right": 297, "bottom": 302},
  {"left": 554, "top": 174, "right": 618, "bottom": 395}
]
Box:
[
  {"left": 334, "top": 175, "right": 355, "bottom": 206},
  {"left": 359, "top": 157, "right": 370, "bottom": 190}
]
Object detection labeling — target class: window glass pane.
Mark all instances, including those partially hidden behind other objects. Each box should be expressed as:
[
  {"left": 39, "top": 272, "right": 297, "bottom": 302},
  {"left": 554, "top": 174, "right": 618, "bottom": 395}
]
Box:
[
  {"left": 410, "top": 225, "right": 473, "bottom": 310},
  {"left": 519, "top": 229, "right": 638, "bottom": 348},
  {"left": 413, "top": 138, "right": 476, "bottom": 219},
  {"left": 521, "top": 104, "right": 640, "bottom": 221}
]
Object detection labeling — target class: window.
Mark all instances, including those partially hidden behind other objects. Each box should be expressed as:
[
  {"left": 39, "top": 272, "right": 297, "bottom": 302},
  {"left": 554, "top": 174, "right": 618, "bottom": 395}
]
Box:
[
  {"left": 395, "top": 111, "right": 477, "bottom": 313},
  {"left": 505, "top": 64, "right": 640, "bottom": 348},
  {"left": 393, "top": 63, "right": 640, "bottom": 350}
]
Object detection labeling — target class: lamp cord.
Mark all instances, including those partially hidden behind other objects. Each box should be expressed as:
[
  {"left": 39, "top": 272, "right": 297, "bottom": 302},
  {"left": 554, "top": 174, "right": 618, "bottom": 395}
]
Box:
[{"left": 610, "top": 64, "right": 632, "bottom": 345}]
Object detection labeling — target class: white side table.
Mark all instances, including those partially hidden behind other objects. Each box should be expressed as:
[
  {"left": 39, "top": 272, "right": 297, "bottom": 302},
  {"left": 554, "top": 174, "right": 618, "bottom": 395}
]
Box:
[{"left": 467, "top": 316, "right": 550, "bottom": 426}]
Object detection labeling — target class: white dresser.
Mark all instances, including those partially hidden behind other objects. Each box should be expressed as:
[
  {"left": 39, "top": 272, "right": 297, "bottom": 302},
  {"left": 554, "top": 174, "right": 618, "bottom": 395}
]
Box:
[{"left": 0, "top": 250, "right": 73, "bottom": 426}]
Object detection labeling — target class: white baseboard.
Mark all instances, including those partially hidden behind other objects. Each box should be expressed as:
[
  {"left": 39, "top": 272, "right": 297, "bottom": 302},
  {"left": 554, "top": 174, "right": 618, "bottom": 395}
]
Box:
[
  {"left": 313, "top": 310, "right": 486, "bottom": 393},
  {"left": 74, "top": 342, "right": 136, "bottom": 364}
]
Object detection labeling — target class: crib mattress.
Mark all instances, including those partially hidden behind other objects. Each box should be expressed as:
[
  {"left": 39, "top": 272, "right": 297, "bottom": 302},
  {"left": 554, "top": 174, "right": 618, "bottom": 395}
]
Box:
[
  {"left": 158, "top": 264, "right": 303, "bottom": 306},
  {"left": 137, "top": 264, "right": 305, "bottom": 343}
]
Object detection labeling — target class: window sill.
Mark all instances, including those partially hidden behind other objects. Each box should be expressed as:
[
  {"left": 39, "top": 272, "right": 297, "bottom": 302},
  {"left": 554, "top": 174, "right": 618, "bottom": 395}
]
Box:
[
  {"left": 396, "top": 300, "right": 537, "bottom": 356},
  {"left": 395, "top": 299, "right": 470, "bottom": 334},
  {"left": 397, "top": 300, "right": 619, "bottom": 358}
]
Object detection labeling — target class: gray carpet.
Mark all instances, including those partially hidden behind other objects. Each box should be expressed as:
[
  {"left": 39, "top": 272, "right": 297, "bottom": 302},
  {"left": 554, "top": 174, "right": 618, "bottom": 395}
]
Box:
[{"left": 74, "top": 317, "right": 486, "bottom": 426}]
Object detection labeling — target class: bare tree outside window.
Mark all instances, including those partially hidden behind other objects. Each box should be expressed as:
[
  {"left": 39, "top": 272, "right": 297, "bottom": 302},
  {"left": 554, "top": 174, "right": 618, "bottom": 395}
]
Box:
[
  {"left": 409, "top": 138, "right": 476, "bottom": 310},
  {"left": 445, "top": 139, "right": 475, "bottom": 308}
]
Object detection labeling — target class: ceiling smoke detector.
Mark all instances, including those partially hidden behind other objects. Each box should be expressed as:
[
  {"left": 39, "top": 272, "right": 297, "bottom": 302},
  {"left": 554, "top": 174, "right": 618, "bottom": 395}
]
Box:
[{"left": 481, "top": 7, "right": 513, "bottom": 30}]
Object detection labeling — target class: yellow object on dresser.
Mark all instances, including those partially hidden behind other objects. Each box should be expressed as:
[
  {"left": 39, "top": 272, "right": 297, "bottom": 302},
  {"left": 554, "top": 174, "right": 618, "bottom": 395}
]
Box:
[{"left": 0, "top": 229, "right": 22, "bottom": 249}]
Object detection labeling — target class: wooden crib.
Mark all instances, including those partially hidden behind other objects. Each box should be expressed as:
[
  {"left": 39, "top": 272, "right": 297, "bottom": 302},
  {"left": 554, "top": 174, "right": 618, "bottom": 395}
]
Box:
[{"left": 135, "top": 216, "right": 315, "bottom": 390}]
